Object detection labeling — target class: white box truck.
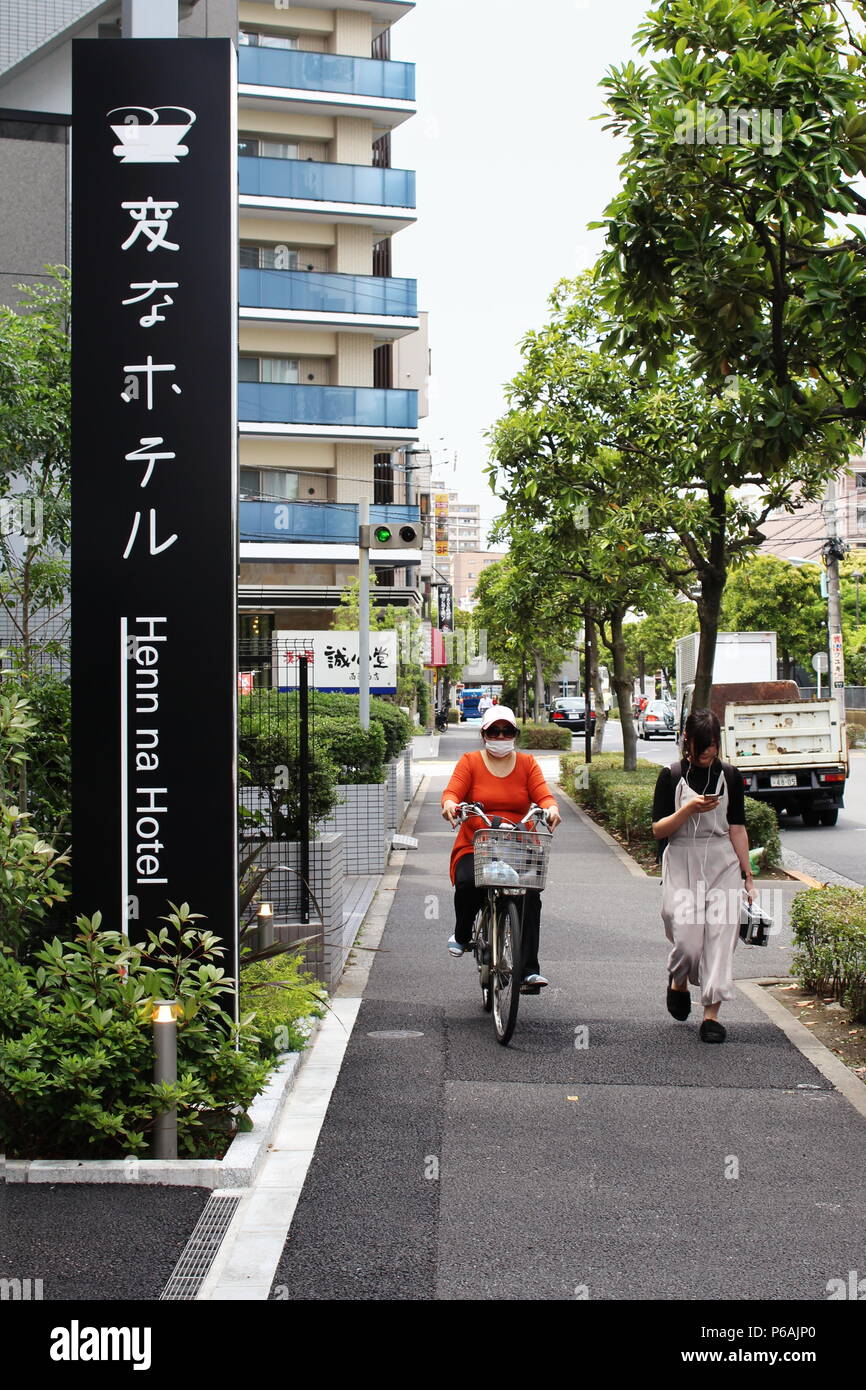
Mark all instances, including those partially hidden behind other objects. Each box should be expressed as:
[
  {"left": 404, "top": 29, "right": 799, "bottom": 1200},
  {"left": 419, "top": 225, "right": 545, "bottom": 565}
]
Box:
[{"left": 675, "top": 633, "right": 848, "bottom": 826}]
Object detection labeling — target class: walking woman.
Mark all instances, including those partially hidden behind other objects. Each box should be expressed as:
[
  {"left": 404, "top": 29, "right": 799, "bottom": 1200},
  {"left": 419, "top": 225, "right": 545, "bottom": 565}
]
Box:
[
  {"left": 441, "top": 705, "right": 561, "bottom": 988},
  {"left": 652, "top": 708, "right": 755, "bottom": 1043}
]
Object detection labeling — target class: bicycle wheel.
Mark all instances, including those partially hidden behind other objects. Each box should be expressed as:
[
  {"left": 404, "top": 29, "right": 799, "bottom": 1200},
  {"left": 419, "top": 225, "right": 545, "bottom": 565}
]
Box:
[
  {"left": 473, "top": 902, "right": 493, "bottom": 1012},
  {"left": 492, "top": 898, "right": 523, "bottom": 1045}
]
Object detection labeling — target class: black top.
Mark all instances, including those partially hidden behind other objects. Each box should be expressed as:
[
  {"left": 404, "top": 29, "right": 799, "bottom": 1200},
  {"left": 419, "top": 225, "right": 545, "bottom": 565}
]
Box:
[{"left": 652, "top": 758, "right": 746, "bottom": 827}]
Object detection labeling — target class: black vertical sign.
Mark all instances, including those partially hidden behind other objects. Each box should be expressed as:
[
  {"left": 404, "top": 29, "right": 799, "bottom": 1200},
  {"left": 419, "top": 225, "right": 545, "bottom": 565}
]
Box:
[{"left": 71, "top": 41, "right": 238, "bottom": 985}]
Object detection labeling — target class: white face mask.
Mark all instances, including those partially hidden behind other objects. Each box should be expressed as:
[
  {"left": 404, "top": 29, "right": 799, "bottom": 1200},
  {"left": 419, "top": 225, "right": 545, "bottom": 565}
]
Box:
[{"left": 485, "top": 737, "right": 515, "bottom": 758}]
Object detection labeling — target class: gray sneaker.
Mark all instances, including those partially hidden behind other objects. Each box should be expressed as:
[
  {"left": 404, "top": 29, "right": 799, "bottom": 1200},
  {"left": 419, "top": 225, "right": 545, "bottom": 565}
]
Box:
[
  {"left": 447, "top": 935, "right": 470, "bottom": 957},
  {"left": 522, "top": 973, "right": 549, "bottom": 988}
]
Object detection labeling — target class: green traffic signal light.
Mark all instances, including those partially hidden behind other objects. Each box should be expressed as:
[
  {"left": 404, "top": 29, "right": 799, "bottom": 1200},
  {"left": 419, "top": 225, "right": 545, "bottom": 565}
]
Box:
[{"left": 374, "top": 526, "right": 393, "bottom": 544}]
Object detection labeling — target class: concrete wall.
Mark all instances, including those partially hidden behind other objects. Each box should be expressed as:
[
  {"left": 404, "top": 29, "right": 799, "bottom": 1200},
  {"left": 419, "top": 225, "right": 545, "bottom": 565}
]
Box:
[{"left": 0, "top": 133, "right": 68, "bottom": 307}]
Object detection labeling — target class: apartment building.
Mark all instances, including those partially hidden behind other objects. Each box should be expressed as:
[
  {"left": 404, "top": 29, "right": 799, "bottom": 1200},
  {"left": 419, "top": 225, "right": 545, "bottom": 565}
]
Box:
[
  {"left": 0, "top": 0, "right": 426, "bottom": 649},
  {"left": 452, "top": 549, "right": 506, "bottom": 612},
  {"left": 759, "top": 460, "right": 866, "bottom": 563}
]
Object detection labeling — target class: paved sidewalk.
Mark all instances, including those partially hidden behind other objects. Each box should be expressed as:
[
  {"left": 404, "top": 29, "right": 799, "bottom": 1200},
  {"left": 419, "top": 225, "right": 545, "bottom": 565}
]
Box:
[{"left": 268, "top": 738, "right": 866, "bottom": 1301}]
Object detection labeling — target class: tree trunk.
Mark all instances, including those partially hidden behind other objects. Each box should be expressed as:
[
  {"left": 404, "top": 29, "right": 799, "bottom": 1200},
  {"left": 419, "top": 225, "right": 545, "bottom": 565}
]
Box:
[
  {"left": 532, "top": 649, "right": 545, "bottom": 721},
  {"left": 520, "top": 657, "right": 528, "bottom": 724},
  {"left": 690, "top": 487, "right": 728, "bottom": 713},
  {"left": 610, "top": 605, "right": 637, "bottom": 771},
  {"left": 588, "top": 608, "right": 607, "bottom": 752}
]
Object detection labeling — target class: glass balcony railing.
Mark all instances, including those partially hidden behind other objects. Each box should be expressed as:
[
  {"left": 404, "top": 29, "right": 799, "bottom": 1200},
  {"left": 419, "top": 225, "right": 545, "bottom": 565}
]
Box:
[
  {"left": 240, "top": 501, "right": 420, "bottom": 544},
  {"left": 238, "top": 382, "right": 419, "bottom": 430},
  {"left": 239, "top": 268, "right": 417, "bottom": 318},
  {"left": 239, "top": 155, "right": 415, "bottom": 208},
  {"left": 238, "top": 46, "right": 415, "bottom": 101}
]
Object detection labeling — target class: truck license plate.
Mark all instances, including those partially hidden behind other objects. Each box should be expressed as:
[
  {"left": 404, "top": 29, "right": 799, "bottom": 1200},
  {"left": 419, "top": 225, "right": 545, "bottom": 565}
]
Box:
[{"left": 770, "top": 774, "right": 797, "bottom": 787}]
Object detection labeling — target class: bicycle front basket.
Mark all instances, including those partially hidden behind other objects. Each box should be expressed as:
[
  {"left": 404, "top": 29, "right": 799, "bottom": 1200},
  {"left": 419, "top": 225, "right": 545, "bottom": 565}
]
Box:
[{"left": 472, "top": 825, "right": 552, "bottom": 890}]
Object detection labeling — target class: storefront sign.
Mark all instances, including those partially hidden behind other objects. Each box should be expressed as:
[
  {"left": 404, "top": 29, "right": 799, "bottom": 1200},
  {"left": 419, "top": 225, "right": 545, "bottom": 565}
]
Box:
[{"left": 273, "top": 632, "right": 398, "bottom": 693}]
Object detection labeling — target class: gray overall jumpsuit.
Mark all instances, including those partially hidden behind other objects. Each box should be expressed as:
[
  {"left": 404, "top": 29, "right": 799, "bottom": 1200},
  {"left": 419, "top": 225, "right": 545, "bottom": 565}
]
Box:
[{"left": 660, "top": 764, "right": 743, "bottom": 1006}]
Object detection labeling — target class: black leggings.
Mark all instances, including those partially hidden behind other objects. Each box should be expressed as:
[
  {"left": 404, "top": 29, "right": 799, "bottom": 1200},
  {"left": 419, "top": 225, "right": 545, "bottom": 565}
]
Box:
[{"left": 453, "top": 852, "right": 542, "bottom": 976}]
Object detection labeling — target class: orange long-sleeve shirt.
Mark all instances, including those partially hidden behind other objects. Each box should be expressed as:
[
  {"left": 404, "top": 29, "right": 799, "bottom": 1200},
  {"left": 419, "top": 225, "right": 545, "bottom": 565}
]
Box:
[{"left": 441, "top": 750, "right": 557, "bottom": 883}]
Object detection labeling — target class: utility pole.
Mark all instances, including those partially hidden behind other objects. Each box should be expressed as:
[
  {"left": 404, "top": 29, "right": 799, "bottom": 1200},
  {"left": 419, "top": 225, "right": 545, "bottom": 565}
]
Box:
[
  {"left": 822, "top": 477, "right": 847, "bottom": 745},
  {"left": 584, "top": 602, "right": 593, "bottom": 764},
  {"left": 359, "top": 497, "right": 370, "bottom": 730}
]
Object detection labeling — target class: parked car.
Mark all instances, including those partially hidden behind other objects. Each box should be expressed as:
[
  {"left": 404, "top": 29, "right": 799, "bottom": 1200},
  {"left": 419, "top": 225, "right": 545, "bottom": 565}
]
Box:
[
  {"left": 548, "top": 698, "right": 597, "bottom": 733},
  {"left": 638, "top": 699, "right": 676, "bottom": 739}
]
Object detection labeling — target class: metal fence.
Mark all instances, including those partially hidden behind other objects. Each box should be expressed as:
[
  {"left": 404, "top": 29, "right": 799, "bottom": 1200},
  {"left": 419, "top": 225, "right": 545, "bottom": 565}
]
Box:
[
  {"left": 238, "top": 638, "right": 324, "bottom": 977},
  {"left": 797, "top": 685, "right": 866, "bottom": 708}
]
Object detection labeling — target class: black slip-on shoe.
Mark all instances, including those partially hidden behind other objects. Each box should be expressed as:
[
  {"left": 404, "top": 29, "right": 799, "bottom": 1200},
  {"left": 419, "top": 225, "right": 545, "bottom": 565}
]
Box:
[
  {"left": 667, "top": 973, "right": 691, "bottom": 1021},
  {"left": 699, "top": 1019, "right": 726, "bottom": 1043}
]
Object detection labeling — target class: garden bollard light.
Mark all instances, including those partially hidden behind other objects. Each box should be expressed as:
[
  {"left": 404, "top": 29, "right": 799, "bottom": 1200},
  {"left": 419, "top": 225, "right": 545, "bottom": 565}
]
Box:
[
  {"left": 152, "top": 999, "right": 179, "bottom": 1160},
  {"left": 257, "top": 901, "right": 274, "bottom": 949}
]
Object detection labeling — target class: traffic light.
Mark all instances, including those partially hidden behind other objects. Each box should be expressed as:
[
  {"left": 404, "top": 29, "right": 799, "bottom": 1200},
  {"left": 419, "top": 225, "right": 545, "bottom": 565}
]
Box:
[{"left": 359, "top": 522, "right": 423, "bottom": 550}]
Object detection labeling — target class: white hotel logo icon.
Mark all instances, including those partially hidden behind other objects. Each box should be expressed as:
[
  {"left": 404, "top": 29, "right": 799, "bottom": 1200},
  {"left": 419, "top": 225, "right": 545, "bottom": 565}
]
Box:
[{"left": 109, "top": 106, "right": 196, "bottom": 163}]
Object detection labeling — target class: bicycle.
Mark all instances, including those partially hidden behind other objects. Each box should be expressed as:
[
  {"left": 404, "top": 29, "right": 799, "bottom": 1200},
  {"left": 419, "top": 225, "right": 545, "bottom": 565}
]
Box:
[{"left": 453, "top": 801, "right": 553, "bottom": 1045}]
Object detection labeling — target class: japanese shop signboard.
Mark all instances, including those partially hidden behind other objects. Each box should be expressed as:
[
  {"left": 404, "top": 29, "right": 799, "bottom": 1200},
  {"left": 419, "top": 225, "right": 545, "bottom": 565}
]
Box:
[
  {"left": 273, "top": 633, "right": 398, "bottom": 694},
  {"left": 70, "top": 41, "right": 238, "bottom": 977},
  {"left": 434, "top": 492, "right": 449, "bottom": 558}
]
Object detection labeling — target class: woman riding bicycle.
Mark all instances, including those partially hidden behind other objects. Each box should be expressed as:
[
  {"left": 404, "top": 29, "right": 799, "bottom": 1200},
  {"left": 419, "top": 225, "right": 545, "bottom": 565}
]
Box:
[{"left": 441, "top": 705, "right": 561, "bottom": 988}]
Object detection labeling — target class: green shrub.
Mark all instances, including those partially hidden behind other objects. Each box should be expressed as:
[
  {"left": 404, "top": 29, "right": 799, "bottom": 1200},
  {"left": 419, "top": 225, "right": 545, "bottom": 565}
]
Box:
[
  {"left": 791, "top": 886, "right": 866, "bottom": 1023},
  {"left": 240, "top": 949, "right": 327, "bottom": 1057},
  {"left": 316, "top": 714, "right": 386, "bottom": 785},
  {"left": 558, "top": 754, "right": 782, "bottom": 866},
  {"left": 447, "top": 707, "right": 460, "bottom": 724},
  {"left": 311, "top": 691, "right": 412, "bottom": 761},
  {"left": 238, "top": 692, "right": 340, "bottom": 836},
  {"left": 846, "top": 722, "right": 866, "bottom": 747},
  {"left": 0, "top": 904, "right": 271, "bottom": 1159},
  {"left": 517, "top": 723, "right": 572, "bottom": 750}
]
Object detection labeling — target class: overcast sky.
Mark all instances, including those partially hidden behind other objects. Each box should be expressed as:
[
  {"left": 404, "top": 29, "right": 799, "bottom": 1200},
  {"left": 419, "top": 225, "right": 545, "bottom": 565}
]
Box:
[{"left": 390, "top": 0, "right": 651, "bottom": 539}]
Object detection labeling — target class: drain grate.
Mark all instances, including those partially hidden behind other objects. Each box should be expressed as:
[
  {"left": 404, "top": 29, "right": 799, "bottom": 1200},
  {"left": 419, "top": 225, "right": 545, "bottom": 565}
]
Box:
[{"left": 160, "top": 1191, "right": 244, "bottom": 1300}]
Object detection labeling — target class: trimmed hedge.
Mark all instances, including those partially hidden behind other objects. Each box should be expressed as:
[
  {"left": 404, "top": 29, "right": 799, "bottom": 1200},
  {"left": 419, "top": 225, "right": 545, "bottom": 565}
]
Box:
[
  {"left": 559, "top": 753, "right": 782, "bottom": 867},
  {"left": 448, "top": 707, "right": 460, "bottom": 724},
  {"left": 791, "top": 886, "right": 866, "bottom": 1023},
  {"left": 516, "top": 723, "right": 572, "bottom": 750},
  {"left": 315, "top": 715, "right": 386, "bottom": 785}
]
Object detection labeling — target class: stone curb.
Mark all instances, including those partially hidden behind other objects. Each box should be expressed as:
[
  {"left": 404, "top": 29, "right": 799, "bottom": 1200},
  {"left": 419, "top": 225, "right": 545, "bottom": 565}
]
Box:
[
  {"left": 0, "top": 1024, "right": 319, "bottom": 1188},
  {"left": 738, "top": 978, "right": 866, "bottom": 1123}
]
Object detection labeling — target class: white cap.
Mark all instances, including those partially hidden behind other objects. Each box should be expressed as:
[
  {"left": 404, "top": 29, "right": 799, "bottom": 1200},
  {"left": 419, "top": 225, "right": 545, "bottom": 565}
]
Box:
[{"left": 480, "top": 704, "right": 517, "bottom": 732}]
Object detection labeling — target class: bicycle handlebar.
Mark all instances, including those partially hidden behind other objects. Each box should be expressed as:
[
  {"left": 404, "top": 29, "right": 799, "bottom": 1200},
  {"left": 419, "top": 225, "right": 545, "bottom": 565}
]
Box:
[{"left": 452, "top": 801, "right": 551, "bottom": 831}]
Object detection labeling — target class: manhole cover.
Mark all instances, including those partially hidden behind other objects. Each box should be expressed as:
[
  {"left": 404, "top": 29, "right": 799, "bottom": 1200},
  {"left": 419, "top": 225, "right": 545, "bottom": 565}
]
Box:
[{"left": 367, "top": 1029, "right": 424, "bottom": 1040}]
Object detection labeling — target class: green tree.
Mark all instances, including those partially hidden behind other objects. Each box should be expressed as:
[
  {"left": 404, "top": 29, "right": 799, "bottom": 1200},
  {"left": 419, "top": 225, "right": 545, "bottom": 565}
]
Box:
[
  {"left": 486, "top": 274, "right": 819, "bottom": 759},
  {"left": 720, "top": 554, "right": 825, "bottom": 676},
  {"left": 619, "top": 595, "right": 699, "bottom": 692},
  {"left": 593, "top": 0, "right": 866, "bottom": 702},
  {"left": 472, "top": 556, "right": 580, "bottom": 722},
  {"left": 0, "top": 271, "right": 71, "bottom": 670}
]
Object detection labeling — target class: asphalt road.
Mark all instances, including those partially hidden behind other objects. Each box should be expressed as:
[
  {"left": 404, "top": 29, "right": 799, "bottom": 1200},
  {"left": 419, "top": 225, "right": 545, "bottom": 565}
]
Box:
[
  {"left": 586, "top": 717, "right": 866, "bottom": 886},
  {"left": 269, "top": 726, "right": 866, "bottom": 1302}
]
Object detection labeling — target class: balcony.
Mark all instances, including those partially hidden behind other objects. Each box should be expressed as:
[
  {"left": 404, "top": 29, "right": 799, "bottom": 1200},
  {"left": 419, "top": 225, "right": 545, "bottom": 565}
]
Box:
[
  {"left": 238, "top": 382, "right": 418, "bottom": 441},
  {"left": 239, "top": 156, "right": 415, "bottom": 228},
  {"left": 240, "top": 500, "right": 419, "bottom": 544},
  {"left": 238, "top": 46, "right": 415, "bottom": 102},
  {"left": 239, "top": 268, "right": 417, "bottom": 331}
]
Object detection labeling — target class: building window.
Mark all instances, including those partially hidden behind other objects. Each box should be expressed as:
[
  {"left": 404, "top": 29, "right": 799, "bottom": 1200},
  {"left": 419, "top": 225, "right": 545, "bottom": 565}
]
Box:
[
  {"left": 240, "top": 468, "right": 299, "bottom": 501},
  {"left": 857, "top": 503, "right": 866, "bottom": 531},
  {"left": 238, "top": 137, "right": 299, "bottom": 160},
  {"left": 238, "top": 356, "right": 300, "bottom": 384},
  {"left": 238, "top": 29, "right": 298, "bottom": 49},
  {"left": 240, "top": 244, "right": 299, "bottom": 270},
  {"left": 856, "top": 472, "right": 866, "bottom": 489}
]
